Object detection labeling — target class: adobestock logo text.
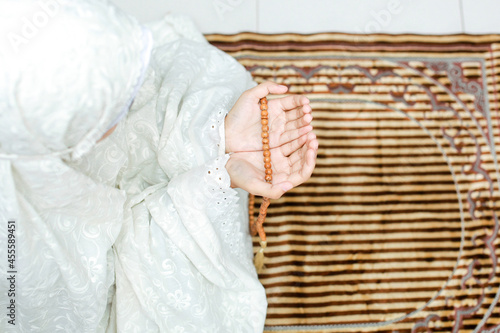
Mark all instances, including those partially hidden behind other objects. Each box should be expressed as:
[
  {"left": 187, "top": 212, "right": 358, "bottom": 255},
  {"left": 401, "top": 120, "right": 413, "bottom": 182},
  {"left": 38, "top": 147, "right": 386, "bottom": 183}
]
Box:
[{"left": 7, "top": 0, "right": 64, "bottom": 53}]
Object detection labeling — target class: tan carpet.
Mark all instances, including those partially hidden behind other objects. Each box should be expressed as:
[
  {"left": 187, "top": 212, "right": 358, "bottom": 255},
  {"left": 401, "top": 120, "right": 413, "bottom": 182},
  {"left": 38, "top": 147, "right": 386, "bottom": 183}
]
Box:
[{"left": 207, "top": 33, "right": 500, "bottom": 333}]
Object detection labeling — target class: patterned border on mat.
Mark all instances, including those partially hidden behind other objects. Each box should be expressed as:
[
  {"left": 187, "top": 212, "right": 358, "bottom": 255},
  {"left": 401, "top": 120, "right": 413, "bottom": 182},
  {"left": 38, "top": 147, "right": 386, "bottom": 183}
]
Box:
[{"left": 208, "top": 33, "right": 500, "bottom": 332}]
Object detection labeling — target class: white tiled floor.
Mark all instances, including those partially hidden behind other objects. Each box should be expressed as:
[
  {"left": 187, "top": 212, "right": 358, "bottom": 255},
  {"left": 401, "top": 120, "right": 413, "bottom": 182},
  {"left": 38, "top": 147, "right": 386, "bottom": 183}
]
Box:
[{"left": 111, "top": 0, "right": 500, "bottom": 35}]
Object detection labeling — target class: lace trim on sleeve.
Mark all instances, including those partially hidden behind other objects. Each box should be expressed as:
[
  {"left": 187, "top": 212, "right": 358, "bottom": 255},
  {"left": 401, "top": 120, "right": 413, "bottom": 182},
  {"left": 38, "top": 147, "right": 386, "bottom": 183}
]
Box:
[
  {"left": 206, "top": 97, "right": 232, "bottom": 158},
  {"left": 203, "top": 155, "right": 250, "bottom": 265}
]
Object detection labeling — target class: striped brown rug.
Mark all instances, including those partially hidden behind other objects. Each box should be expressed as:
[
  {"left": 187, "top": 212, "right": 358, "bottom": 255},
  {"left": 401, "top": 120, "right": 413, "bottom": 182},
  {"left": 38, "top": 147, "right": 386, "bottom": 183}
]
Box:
[{"left": 207, "top": 33, "right": 500, "bottom": 333}]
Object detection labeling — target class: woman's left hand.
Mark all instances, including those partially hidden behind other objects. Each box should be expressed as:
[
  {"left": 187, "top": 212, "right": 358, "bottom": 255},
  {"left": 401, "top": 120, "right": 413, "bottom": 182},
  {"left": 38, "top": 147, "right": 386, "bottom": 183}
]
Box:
[{"left": 225, "top": 81, "right": 313, "bottom": 154}]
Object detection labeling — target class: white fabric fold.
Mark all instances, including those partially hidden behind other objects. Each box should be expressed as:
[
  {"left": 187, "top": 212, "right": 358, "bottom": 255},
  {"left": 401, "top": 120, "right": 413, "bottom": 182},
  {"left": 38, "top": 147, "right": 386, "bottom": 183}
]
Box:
[
  {"left": 0, "top": 0, "right": 152, "bottom": 331},
  {"left": 104, "top": 14, "right": 267, "bottom": 332},
  {"left": 0, "top": 2, "right": 266, "bottom": 332}
]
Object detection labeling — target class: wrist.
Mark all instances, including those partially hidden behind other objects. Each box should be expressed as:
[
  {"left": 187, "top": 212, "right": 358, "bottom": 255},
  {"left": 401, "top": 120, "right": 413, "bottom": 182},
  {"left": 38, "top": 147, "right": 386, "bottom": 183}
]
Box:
[
  {"left": 224, "top": 114, "right": 232, "bottom": 154},
  {"left": 224, "top": 154, "right": 237, "bottom": 188}
]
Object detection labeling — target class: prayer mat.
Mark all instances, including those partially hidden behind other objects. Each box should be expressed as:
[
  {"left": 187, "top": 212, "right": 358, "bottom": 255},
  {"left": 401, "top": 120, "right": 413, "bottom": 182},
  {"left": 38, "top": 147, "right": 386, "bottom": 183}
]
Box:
[{"left": 206, "top": 33, "right": 500, "bottom": 333}]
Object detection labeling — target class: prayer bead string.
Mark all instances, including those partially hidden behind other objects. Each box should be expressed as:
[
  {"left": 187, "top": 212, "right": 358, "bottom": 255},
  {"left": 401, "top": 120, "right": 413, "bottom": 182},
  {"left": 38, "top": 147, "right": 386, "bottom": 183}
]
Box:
[{"left": 249, "top": 97, "right": 271, "bottom": 272}]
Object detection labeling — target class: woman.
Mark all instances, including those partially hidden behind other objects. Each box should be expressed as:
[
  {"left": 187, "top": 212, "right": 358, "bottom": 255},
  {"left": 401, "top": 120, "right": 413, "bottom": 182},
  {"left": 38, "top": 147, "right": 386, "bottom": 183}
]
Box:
[{"left": 0, "top": 0, "right": 318, "bottom": 331}]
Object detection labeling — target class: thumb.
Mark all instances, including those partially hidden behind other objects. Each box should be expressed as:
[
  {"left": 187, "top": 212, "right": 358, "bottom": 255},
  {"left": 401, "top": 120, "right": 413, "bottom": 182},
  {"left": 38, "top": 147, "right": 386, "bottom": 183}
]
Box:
[
  {"left": 253, "top": 181, "right": 293, "bottom": 200},
  {"left": 248, "top": 81, "right": 288, "bottom": 100}
]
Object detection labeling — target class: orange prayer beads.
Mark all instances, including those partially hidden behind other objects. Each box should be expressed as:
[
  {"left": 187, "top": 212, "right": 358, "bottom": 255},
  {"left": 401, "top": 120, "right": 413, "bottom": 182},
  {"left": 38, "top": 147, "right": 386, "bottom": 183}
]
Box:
[
  {"left": 260, "top": 97, "right": 272, "bottom": 184},
  {"left": 249, "top": 97, "right": 272, "bottom": 243}
]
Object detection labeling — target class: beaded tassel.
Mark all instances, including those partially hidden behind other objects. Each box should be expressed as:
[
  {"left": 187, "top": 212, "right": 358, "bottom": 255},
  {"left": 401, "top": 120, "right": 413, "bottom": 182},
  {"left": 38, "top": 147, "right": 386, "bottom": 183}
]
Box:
[{"left": 250, "top": 97, "right": 272, "bottom": 273}]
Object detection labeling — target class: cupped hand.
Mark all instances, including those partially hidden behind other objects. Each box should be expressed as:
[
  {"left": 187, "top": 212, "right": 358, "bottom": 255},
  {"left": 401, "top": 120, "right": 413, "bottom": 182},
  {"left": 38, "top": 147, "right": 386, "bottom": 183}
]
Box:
[
  {"left": 225, "top": 81, "right": 313, "bottom": 154},
  {"left": 226, "top": 131, "right": 319, "bottom": 199}
]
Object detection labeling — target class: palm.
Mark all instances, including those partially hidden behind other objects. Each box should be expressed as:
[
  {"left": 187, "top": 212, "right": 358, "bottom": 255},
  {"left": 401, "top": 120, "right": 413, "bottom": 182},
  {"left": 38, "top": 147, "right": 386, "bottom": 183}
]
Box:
[
  {"left": 225, "top": 85, "right": 313, "bottom": 153},
  {"left": 224, "top": 82, "right": 319, "bottom": 199},
  {"left": 226, "top": 132, "right": 318, "bottom": 199}
]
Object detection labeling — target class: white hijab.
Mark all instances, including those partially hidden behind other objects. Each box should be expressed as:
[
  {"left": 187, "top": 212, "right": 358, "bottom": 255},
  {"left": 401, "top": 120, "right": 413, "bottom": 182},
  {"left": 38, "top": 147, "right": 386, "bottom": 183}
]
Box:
[{"left": 0, "top": 0, "right": 152, "bottom": 330}]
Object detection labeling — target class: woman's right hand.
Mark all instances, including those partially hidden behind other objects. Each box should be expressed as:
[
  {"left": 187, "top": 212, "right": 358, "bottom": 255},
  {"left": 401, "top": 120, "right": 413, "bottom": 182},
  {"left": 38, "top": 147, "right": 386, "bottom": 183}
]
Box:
[{"left": 225, "top": 131, "right": 318, "bottom": 199}]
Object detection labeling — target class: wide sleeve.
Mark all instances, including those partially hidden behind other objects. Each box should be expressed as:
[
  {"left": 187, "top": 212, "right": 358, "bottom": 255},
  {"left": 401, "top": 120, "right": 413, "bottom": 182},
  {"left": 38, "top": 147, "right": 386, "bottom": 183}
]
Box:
[
  {"left": 110, "top": 15, "right": 266, "bottom": 333},
  {"left": 112, "top": 154, "right": 266, "bottom": 332}
]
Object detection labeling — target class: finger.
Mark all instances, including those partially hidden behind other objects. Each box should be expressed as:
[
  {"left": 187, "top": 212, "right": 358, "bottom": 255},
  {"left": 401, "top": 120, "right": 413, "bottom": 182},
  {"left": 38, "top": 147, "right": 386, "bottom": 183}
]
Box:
[
  {"left": 289, "top": 132, "right": 318, "bottom": 170},
  {"left": 279, "top": 133, "right": 308, "bottom": 157},
  {"left": 275, "top": 94, "right": 310, "bottom": 111},
  {"left": 278, "top": 124, "right": 313, "bottom": 147},
  {"left": 284, "top": 104, "right": 312, "bottom": 123},
  {"left": 287, "top": 142, "right": 307, "bottom": 166},
  {"left": 289, "top": 153, "right": 301, "bottom": 168},
  {"left": 288, "top": 145, "right": 318, "bottom": 187},
  {"left": 285, "top": 113, "right": 313, "bottom": 133},
  {"left": 247, "top": 81, "right": 288, "bottom": 100},
  {"left": 297, "top": 136, "right": 319, "bottom": 168},
  {"left": 250, "top": 179, "right": 294, "bottom": 200}
]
